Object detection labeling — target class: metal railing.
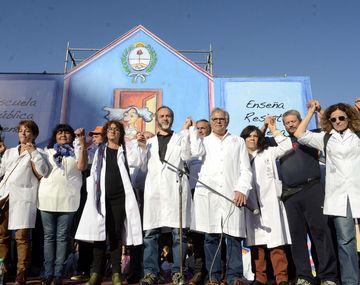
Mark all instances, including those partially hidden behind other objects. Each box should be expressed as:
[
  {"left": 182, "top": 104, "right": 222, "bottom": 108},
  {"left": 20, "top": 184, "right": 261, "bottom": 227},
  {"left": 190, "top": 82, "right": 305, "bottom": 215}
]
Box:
[{"left": 64, "top": 42, "right": 213, "bottom": 74}]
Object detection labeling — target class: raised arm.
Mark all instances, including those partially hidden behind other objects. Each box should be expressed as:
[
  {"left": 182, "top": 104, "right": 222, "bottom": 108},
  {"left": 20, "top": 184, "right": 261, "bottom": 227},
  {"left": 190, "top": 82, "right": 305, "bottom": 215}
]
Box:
[
  {"left": 180, "top": 116, "right": 205, "bottom": 161},
  {"left": 294, "top": 100, "right": 320, "bottom": 138},
  {"left": 267, "top": 116, "right": 292, "bottom": 158},
  {"left": 74, "top": 128, "right": 88, "bottom": 171},
  {"left": 188, "top": 122, "right": 205, "bottom": 159}
]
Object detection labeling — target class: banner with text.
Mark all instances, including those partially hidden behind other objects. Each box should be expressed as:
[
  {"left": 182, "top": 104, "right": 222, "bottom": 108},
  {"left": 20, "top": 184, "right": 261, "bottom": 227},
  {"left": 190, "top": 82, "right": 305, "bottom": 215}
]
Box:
[
  {"left": 215, "top": 77, "right": 314, "bottom": 135},
  {"left": 0, "top": 74, "right": 63, "bottom": 148}
]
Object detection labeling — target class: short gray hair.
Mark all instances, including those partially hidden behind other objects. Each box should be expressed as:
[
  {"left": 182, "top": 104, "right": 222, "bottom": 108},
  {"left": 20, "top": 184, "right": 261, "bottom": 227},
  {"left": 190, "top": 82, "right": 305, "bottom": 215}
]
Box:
[{"left": 210, "top": 108, "right": 230, "bottom": 125}]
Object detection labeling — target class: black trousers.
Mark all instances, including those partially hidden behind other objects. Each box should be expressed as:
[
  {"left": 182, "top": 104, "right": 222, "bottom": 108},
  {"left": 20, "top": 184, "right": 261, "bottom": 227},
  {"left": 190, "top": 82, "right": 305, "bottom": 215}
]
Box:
[
  {"left": 92, "top": 200, "right": 126, "bottom": 274},
  {"left": 284, "top": 182, "right": 338, "bottom": 282}
]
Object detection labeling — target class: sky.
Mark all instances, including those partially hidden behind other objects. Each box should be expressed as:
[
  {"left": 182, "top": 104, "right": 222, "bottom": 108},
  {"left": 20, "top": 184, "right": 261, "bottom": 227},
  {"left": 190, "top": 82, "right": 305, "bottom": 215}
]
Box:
[{"left": 0, "top": 0, "right": 359, "bottom": 108}]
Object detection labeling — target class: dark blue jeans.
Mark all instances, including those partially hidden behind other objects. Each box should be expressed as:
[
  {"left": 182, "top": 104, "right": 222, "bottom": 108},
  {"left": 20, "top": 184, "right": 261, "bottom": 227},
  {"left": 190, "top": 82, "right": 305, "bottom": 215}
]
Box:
[
  {"left": 204, "top": 233, "right": 243, "bottom": 284},
  {"left": 333, "top": 200, "right": 359, "bottom": 285}
]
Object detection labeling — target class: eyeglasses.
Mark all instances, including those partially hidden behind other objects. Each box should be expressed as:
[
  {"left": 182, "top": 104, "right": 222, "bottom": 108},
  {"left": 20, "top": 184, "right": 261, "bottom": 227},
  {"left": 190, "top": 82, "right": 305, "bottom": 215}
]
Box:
[
  {"left": 107, "top": 127, "right": 120, "bottom": 132},
  {"left": 212, "top": 117, "right": 226, "bottom": 122},
  {"left": 329, "top": 116, "right": 347, "bottom": 123}
]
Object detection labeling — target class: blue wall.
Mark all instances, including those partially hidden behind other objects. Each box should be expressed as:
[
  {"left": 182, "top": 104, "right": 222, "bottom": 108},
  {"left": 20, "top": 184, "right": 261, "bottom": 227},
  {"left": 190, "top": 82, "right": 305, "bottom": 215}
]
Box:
[{"left": 66, "top": 30, "right": 211, "bottom": 132}]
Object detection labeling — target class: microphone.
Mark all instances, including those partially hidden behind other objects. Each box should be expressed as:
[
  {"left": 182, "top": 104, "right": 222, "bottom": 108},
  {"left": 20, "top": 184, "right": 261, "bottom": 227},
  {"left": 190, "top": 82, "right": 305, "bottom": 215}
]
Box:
[
  {"left": 161, "top": 159, "right": 260, "bottom": 215},
  {"left": 244, "top": 205, "right": 260, "bottom": 215}
]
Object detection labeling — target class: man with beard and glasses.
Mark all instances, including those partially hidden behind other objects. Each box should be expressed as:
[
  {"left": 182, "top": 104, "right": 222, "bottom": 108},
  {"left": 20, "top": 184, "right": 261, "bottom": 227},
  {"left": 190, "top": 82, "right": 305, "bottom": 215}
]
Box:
[{"left": 135, "top": 106, "right": 204, "bottom": 285}]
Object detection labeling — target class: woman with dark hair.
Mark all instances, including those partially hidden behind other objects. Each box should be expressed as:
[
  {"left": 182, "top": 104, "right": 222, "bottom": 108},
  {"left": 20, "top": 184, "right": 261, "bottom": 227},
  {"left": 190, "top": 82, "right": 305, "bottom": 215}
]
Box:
[
  {"left": 0, "top": 120, "right": 49, "bottom": 285},
  {"left": 294, "top": 100, "right": 360, "bottom": 285},
  {"left": 240, "top": 118, "right": 292, "bottom": 285},
  {"left": 75, "top": 120, "right": 142, "bottom": 285},
  {"left": 38, "top": 124, "right": 88, "bottom": 285}
]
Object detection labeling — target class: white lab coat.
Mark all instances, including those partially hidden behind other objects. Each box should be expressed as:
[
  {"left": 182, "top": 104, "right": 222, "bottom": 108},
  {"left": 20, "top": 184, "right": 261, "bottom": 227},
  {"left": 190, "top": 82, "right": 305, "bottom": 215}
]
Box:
[
  {"left": 137, "top": 127, "right": 204, "bottom": 231},
  {"left": 75, "top": 144, "right": 142, "bottom": 245},
  {"left": 245, "top": 135, "right": 292, "bottom": 248},
  {"left": 192, "top": 132, "right": 252, "bottom": 237},
  {"left": 38, "top": 148, "right": 83, "bottom": 212},
  {"left": 0, "top": 147, "right": 49, "bottom": 229},
  {"left": 298, "top": 129, "right": 360, "bottom": 218}
]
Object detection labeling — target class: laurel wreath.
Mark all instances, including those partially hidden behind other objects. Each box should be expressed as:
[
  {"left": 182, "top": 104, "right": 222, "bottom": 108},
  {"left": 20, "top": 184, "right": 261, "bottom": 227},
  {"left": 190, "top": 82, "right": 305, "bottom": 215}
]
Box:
[
  {"left": 145, "top": 44, "right": 157, "bottom": 72},
  {"left": 121, "top": 44, "right": 157, "bottom": 75},
  {"left": 121, "top": 47, "right": 131, "bottom": 74}
]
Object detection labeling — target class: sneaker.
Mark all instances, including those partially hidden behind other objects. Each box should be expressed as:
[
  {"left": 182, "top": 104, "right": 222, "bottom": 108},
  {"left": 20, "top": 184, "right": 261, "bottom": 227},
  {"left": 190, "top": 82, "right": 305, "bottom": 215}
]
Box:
[
  {"left": 320, "top": 281, "right": 337, "bottom": 285},
  {"left": 140, "top": 273, "right": 159, "bottom": 285},
  {"left": 189, "top": 272, "right": 205, "bottom": 285},
  {"left": 295, "top": 278, "right": 312, "bottom": 285},
  {"left": 172, "top": 273, "right": 184, "bottom": 285},
  {"left": 71, "top": 273, "right": 90, "bottom": 282}
]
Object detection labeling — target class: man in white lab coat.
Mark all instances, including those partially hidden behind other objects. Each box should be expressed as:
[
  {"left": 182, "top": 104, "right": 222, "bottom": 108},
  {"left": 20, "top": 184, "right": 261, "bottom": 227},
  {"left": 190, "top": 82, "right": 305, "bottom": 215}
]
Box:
[
  {"left": 137, "top": 106, "right": 204, "bottom": 285},
  {"left": 192, "top": 108, "right": 252, "bottom": 285}
]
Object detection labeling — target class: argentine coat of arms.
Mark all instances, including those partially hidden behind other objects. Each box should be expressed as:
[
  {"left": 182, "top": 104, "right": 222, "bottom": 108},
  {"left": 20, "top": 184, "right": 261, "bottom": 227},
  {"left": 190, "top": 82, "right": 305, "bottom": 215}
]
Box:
[{"left": 121, "top": 42, "right": 157, "bottom": 83}]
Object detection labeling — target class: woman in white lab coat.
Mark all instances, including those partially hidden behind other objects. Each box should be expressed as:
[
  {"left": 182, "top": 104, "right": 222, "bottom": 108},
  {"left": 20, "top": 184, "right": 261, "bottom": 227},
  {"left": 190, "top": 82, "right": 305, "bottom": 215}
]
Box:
[
  {"left": 38, "top": 124, "right": 87, "bottom": 285},
  {"left": 294, "top": 100, "right": 360, "bottom": 285},
  {"left": 0, "top": 120, "right": 49, "bottom": 285},
  {"left": 75, "top": 120, "right": 142, "bottom": 285},
  {"left": 240, "top": 118, "right": 292, "bottom": 285}
]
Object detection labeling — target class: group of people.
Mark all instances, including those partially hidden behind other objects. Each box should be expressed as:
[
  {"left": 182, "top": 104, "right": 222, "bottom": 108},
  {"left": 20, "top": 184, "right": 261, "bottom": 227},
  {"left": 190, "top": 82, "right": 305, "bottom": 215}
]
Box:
[{"left": 0, "top": 98, "right": 359, "bottom": 285}]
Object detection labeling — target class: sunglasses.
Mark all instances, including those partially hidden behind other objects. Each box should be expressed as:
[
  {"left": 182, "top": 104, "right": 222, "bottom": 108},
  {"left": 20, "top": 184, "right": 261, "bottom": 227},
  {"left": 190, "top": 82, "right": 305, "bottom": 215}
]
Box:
[{"left": 329, "top": 116, "right": 347, "bottom": 123}]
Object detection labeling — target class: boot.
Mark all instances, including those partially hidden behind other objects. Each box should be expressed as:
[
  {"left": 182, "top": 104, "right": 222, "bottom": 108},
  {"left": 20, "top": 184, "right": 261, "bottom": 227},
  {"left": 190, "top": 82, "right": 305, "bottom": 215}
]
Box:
[
  {"left": 85, "top": 273, "right": 102, "bottom": 285},
  {"left": 15, "top": 270, "right": 26, "bottom": 285},
  {"left": 112, "top": 273, "right": 122, "bottom": 285}
]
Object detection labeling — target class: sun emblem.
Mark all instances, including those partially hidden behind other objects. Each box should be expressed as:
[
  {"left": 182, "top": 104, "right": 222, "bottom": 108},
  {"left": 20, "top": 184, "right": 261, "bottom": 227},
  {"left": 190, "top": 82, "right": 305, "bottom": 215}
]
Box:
[{"left": 122, "top": 42, "right": 157, "bottom": 83}]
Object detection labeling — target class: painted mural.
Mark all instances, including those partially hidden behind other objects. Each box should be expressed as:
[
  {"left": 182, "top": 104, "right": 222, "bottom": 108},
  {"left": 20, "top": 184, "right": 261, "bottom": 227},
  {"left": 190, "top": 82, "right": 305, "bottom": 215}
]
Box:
[
  {"left": 0, "top": 26, "right": 313, "bottom": 149},
  {"left": 60, "top": 25, "right": 313, "bottom": 138},
  {"left": 61, "top": 25, "right": 213, "bottom": 136}
]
